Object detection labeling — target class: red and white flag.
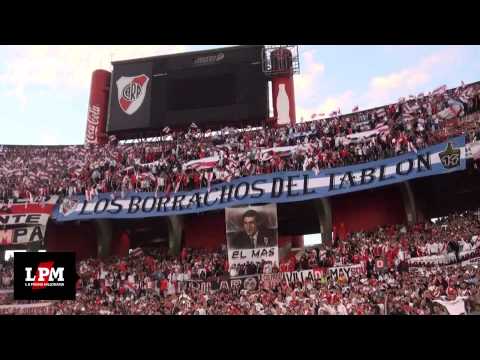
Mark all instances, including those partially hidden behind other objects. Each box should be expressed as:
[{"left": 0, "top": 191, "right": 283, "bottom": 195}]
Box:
[
  {"left": 459, "top": 87, "right": 474, "bottom": 103},
  {"left": 402, "top": 113, "right": 415, "bottom": 122},
  {"left": 376, "top": 108, "right": 386, "bottom": 118},
  {"left": 206, "top": 171, "right": 214, "bottom": 191},
  {"left": 261, "top": 146, "right": 296, "bottom": 161},
  {"left": 26, "top": 190, "right": 34, "bottom": 203},
  {"left": 85, "top": 187, "right": 97, "bottom": 202},
  {"left": 24, "top": 190, "right": 34, "bottom": 209},
  {"left": 183, "top": 156, "right": 219, "bottom": 171},
  {"left": 164, "top": 182, "right": 172, "bottom": 198},
  {"left": 344, "top": 124, "right": 389, "bottom": 144},
  {"left": 404, "top": 103, "right": 420, "bottom": 114},
  {"left": 436, "top": 101, "right": 464, "bottom": 120},
  {"left": 85, "top": 188, "right": 92, "bottom": 202},
  {"left": 432, "top": 85, "right": 447, "bottom": 96},
  {"left": 130, "top": 248, "right": 144, "bottom": 258},
  {"left": 174, "top": 176, "right": 182, "bottom": 193},
  {"left": 407, "top": 141, "right": 417, "bottom": 153}
]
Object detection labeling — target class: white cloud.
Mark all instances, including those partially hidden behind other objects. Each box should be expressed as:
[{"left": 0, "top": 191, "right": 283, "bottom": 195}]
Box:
[
  {"left": 0, "top": 45, "right": 189, "bottom": 105},
  {"left": 38, "top": 130, "right": 61, "bottom": 146},
  {"left": 295, "top": 46, "right": 466, "bottom": 121},
  {"left": 297, "top": 90, "right": 355, "bottom": 121},
  {"left": 363, "top": 46, "right": 464, "bottom": 107},
  {"left": 294, "top": 50, "right": 325, "bottom": 100}
]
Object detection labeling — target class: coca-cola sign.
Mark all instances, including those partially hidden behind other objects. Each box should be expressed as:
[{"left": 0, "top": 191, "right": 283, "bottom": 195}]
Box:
[{"left": 85, "top": 105, "right": 101, "bottom": 144}]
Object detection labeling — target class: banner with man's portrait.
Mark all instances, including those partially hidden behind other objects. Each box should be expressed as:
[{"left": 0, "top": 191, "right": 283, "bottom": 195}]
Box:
[{"left": 225, "top": 204, "right": 279, "bottom": 272}]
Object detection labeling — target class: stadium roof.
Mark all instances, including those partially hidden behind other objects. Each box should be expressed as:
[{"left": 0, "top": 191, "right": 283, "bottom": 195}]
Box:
[{"left": 111, "top": 45, "right": 264, "bottom": 66}]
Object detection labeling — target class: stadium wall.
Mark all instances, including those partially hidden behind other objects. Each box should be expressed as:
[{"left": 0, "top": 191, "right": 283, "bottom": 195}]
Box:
[
  {"left": 331, "top": 186, "right": 406, "bottom": 234},
  {"left": 183, "top": 212, "right": 225, "bottom": 249},
  {"left": 46, "top": 221, "right": 97, "bottom": 261}
]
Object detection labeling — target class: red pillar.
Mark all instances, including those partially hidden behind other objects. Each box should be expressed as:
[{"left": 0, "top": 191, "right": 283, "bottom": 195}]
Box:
[
  {"left": 111, "top": 230, "right": 130, "bottom": 258},
  {"left": 85, "top": 69, "right": 111, "bottom": 145},
  {"left": 291, "top": 235, "right": 304, "bottom": 248}
]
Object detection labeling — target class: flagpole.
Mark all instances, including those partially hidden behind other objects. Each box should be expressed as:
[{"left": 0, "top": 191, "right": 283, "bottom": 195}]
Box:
[{"left": 384, "top": 292, "right": 388, "bottom": 315}]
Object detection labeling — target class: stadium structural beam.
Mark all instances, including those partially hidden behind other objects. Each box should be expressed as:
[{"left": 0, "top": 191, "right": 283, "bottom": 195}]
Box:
[
  {"left": 314, "top": 198, "right": 333, "bottom": 246},
  {"left": 399, "top": 181, "right": 417, "bottom": 225},
  {"left": 167, "top": 216, "right": 184, "bottom": 256},
  {"left": 95, "top": 219, "right": 113, "bottom": 258}
]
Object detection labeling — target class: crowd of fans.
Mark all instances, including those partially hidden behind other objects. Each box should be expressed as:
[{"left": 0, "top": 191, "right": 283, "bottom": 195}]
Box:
[
  {"left": 0, "top": 262, "right": 13, "bottom": 289},
  {"left": 1, "top": 83, "right": 479, "bottom": 203},
  {"left": 294, "top": 210, "right": 480, "bottom": 271},
  {"left": 1, "top": 209, "right": 479, "bottom": 315}
]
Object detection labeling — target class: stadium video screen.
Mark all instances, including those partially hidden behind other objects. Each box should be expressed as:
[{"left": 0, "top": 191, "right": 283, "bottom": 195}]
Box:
[
  {"left": 167, "top": 74, "right": 236, "bottom": 111},
  {"left": 107, "top": 45, "right": 268, "bottom": 135}
]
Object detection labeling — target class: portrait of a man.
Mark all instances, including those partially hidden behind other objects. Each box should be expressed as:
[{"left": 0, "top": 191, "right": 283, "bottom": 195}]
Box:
[{"left": 229, "top": 209, "right": 277, "bottom": 249}]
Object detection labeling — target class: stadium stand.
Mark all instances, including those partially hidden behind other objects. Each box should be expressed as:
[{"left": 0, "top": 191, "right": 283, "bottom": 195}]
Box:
[
  {"left": 1, "top": 82, "right": 479, "bottom": 202},
  {"left": 1, "top": 82, "right": 480, "bottom": 315}
]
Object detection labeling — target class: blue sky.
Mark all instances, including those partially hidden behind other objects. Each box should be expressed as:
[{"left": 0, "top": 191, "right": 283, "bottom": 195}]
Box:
[{"left": 0, "top": 45, "right": 479, "bottom": 145}]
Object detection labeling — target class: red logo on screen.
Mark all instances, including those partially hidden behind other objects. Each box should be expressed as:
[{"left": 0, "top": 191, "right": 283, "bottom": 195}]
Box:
[{"left": 116, "top": 74, "right": 150, "bottom": 115}]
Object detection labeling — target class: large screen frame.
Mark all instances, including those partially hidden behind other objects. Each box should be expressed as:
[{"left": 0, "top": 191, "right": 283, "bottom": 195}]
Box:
[{"left": 107, "top": 45, "right": 268, "bottom": 136}]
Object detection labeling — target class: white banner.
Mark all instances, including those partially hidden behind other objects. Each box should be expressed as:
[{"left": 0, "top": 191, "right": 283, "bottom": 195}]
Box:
[
  {"left": 461, "top": 256, "right": 480, "bottom": 267},
  {"left": 0, "top": 225, "right": 46, "bottom": 245},
  {"left": 466, "top": 142, "right": 480, "bottom": 160},
  {"left": 227, "top": 247, "right": 278, "bottom": 267},
  {"left": 0, "top": 302, "right": 55, "bottom": 315},
  {"left": 328, "top": 264, "right": 365, "bottom": 281},
  {"left": 0, "top": 213, "right": 49, "bottom": 227},
  {"left": 279, "top": 264, "right": 365, "bottom": 284},
  {"left": 408, "top": 253, "right": 456, "bottom": 266},
  {"left": 282, "top": 268, "right": 326, "bottom": 285},
  {"left": 433, "top": 297, "right": 468, "bottom": 315},
  {"left": 226, "top": 204, "right": 279, "bottom": 270},
  {"left": 0, "top": 302, "right": 53, "bottom": 310},
  {"left": 408, "top": 248, "right": 479, "bottom": 266}
]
